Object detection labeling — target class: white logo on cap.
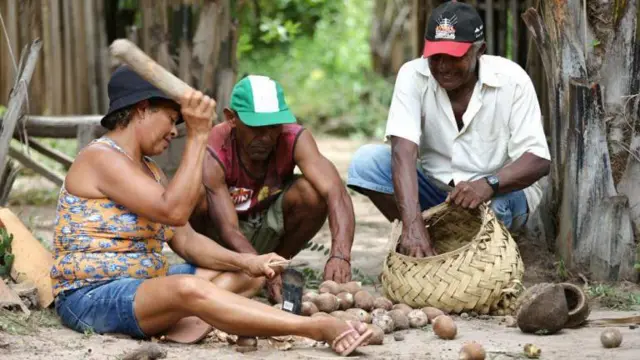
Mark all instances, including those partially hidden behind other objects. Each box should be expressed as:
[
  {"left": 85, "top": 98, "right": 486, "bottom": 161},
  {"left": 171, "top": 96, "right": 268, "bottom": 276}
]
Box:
[
  {"left": 435, "top": 15, "right": 458, "bottom": 40},
  {"left": 474, "top": 24, "right": 484, "bottom": 38}
]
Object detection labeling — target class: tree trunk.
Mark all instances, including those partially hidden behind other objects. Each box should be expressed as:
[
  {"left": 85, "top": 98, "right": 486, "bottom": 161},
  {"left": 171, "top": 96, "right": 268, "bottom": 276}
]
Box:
[{"left": 522, "top": 0, "right": 640, "bottom": 281}]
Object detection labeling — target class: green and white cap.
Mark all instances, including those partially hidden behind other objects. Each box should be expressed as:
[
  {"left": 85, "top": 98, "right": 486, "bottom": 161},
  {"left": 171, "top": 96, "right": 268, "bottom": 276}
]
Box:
[{"left": 230, "top": 75, "right": 297, "bottom": 127}]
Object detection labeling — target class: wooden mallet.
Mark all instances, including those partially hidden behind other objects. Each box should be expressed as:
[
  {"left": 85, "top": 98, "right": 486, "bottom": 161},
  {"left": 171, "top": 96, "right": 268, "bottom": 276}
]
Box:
[{"left": 108, "top": 38, "right": 218, "bottom": 123}]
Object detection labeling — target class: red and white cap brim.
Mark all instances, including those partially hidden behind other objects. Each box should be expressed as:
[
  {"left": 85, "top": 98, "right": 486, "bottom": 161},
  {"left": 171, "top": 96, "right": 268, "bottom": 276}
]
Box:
[{"left": 423, "top": 40, "right": 472, "bottom": 58}]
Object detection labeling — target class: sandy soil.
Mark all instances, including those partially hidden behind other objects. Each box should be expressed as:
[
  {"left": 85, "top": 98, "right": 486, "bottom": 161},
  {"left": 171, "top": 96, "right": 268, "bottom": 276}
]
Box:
[{"left": 2, "top": 137, "right": 639, "bottom": 360}]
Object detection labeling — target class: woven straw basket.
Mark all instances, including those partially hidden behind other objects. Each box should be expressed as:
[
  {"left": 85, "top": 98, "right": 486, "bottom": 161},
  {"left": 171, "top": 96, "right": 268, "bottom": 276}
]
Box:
[{"left": 381, "top": 202, "right": 525, "bottom": 315}]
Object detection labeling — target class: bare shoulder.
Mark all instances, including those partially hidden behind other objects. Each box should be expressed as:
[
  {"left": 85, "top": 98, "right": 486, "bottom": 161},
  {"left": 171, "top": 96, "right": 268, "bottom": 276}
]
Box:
[{"left": 64, "top": 143, "right": 134, "bottom": 198}]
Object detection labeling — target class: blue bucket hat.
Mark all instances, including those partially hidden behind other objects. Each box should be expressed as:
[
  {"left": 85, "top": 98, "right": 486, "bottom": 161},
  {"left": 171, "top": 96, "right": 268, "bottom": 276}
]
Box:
[{"left": 101, "top": 65, "right": 182, "bottom": 128}]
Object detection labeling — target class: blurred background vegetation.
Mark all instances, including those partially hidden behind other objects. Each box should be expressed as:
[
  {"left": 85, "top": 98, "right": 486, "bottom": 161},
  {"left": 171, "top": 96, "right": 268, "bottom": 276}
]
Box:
[{"left": 234, "top": 0, "right": 393, "bottom": 139}]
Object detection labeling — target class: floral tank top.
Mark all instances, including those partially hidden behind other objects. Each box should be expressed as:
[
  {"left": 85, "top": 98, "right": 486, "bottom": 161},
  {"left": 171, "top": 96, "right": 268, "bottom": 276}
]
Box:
[{"left": 50, "top": 137, "right": 173, "bottom": 297}]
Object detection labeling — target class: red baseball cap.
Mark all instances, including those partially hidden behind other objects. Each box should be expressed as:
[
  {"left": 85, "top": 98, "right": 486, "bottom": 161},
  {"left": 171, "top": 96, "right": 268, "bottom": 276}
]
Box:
[{"left": 423, "top": 1, "right": 485, "bottom": 58}]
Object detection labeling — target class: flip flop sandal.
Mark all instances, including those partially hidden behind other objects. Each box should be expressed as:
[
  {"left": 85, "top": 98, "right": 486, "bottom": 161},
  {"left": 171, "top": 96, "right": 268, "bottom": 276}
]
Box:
[
  {"left": 162, "top": 316, "right": 213, "bottom": 344},
  {"left": 330, "top": 328, "right": 373, "bottom": 357},
  {"left": 281, "top": 268, "right": 305, "bottom": 315}
]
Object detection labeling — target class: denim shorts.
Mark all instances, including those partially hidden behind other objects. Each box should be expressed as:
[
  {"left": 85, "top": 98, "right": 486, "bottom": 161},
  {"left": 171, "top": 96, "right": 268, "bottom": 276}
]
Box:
[
  {"left": 54, "top": 263, "right": 197, "bottom": 338},
  {"left": 346, "top": 144, "right": 529, "bottom": 231}
]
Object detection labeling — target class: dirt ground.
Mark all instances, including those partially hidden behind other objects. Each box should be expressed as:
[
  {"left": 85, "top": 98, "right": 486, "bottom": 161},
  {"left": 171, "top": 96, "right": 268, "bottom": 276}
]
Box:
[{"left": 2, "top": 137, "right": 639, "bottom": 360}]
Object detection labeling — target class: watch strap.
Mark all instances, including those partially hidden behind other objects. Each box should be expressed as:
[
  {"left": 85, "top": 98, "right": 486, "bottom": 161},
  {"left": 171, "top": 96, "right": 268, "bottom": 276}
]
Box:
[{"left": 484, "top": 175, "right": 499, "bottom": 194}]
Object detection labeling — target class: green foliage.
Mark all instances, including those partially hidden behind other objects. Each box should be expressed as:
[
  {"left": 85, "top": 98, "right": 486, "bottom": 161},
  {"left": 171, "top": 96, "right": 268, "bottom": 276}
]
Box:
[
  {"left": 0, "top": 227, "right": 15, "bottom": 278},
  {"left": 238, "top": 0, "right": 393, "bottom": 137},
  {"left": 587, "top": 283, "right": 640, "bottom": 310},
  {"left": 238, "top": 0, "right": 340, "bottom": 49},
  {"left": 0, "top": 105, "right": 6, "bottom": 117}
]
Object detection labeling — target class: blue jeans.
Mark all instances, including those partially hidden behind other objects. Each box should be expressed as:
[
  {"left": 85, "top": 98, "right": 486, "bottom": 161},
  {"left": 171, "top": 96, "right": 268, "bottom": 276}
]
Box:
[
  {"left": 346, "top": 144, "right": 528, "bottom": 230},
  {"left": 54, "top": 263, "right": 197, "bottom": 338}
]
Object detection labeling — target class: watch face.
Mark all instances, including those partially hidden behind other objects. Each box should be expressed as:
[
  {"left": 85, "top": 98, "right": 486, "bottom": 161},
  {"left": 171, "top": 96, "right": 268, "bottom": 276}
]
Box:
[{"left": 488, "top": 176, "right": 498, "bottom": 185}]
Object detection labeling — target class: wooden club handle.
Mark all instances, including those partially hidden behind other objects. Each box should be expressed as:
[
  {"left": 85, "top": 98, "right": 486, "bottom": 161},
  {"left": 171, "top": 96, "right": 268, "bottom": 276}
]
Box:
[
  {"left": 109, "top": 39, "right": 218, "bottom": 124},
  {"left": 109, "top": 39, "right": 194, "bottom": 101}
]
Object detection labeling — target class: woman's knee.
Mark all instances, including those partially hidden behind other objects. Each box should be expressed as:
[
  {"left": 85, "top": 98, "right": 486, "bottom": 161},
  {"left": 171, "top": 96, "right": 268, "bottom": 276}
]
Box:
[{"left": 174, "top": 276, "right": 214, "bottom": 304}]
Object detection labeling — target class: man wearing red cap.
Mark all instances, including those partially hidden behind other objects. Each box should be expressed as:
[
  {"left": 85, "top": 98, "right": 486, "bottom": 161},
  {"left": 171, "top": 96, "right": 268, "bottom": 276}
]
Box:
[{"left": 347, "top": 1, "right": 551, "bottom": 257}]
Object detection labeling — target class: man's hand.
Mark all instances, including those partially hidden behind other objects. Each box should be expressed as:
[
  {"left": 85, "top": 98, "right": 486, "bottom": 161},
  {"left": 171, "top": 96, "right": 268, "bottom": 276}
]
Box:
[
  {"left": 397, "top": 220, "right": 438, "bottom": 258},
  {"left": 446, "top": 179, "right": 494, "bottom": 209},
  {"left": 242, "top": 252, "right": 287, "bottom": 279},
  {"left": 323, "top": 257, "right": 351, "bottom": 283}
]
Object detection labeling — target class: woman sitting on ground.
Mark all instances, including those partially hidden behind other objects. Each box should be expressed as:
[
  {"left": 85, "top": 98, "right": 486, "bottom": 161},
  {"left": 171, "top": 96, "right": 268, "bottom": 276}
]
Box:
[{"left": 50, "top": 65, "right": 371, "bottom": 356}]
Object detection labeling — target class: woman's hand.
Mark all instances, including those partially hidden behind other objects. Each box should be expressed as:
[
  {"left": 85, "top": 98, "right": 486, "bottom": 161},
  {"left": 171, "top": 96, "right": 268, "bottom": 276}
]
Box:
[
  {"left": 242, "top": 253, "right": 288, "bottom": 279},
  {"left": 180, "top": 90, "right": 216, "bottom": 136}
]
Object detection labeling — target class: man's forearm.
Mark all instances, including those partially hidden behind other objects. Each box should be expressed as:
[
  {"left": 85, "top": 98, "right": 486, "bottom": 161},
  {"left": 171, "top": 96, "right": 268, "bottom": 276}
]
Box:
[
  {"left": 218, "top": 226, "right": 258, "bottom": 255},
  {"left": 205, "top": 191, "right": 259, "bottom": 254},
  {"left": 327, "top": 189, "right": 355, "bottom": 259},
  {"left": 495, "top": 153, "right": 551, "bottom": 194},
  {"left": 391, "top": 137, "right": 422, "bottom": 230}
]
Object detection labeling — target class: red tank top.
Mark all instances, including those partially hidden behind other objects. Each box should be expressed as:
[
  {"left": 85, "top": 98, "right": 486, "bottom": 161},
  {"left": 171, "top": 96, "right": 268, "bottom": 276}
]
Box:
[{"left": 205, "top": 122, "right": 305, "bottom": 219}]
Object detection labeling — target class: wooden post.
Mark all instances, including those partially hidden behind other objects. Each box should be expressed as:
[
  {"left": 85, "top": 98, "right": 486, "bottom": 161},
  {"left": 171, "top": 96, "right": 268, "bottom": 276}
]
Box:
[
  {"left": 485, "top": 0, "right": 494, "bottom": 55},
  {"left": 76, "top": 124, "right": 101, "bottom": 154},
  {"left": 50, "top": 0, "right": 63, "bottom": 114},
  {"left": 84, "top": 0, "right": 99, "bottom": 114},
  {"left": 62, "top": 0, "right": 75, "bottom": 114},
  {"left": 28, "top": 0, "right": 44, "bottom": 115},
  {"left": 95, "top": 0, "right": 111, "bottom": 113},
  {"left": 510, "top": 0, "right": 519, "bottom": 61},
  {"left": 72, "top": 0, "right": 88, "bottom": 113},
  {"left": 40, "top": 0, "right": 53, "bottom": 115},
  {"left": 0, "top": 40, "right": 43, "bottom": 182}
]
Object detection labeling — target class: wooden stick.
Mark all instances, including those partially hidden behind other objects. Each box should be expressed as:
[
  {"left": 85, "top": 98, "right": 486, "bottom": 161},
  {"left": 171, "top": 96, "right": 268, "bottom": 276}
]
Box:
[
  {"left": 13, "top": 135, "right": 74, "bottom": 169},
  {"left": 0, "top": 40, "right": 43, "bottom": 181},
  {"left": 109, "top": 39, "right": 194, "bottom": 101},
  {"left": 109, "top": 38, "right": 218, "bottom": 122},
  {"left": 8, "top": 146, "right": 65, "bottom": 187}
]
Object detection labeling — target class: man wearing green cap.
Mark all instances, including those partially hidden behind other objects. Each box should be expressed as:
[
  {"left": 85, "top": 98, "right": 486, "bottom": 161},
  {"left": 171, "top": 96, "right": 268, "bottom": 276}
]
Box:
[{"left": 190, "top": 75, "right": 355, "bottom": 303}]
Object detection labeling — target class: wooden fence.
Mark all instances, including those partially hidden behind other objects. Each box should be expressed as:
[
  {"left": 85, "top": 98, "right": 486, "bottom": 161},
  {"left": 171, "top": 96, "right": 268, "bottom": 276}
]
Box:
[
  {"left": 0, "top": 0, "right": 549, "bottom": 189},
  {"left": 0, "top": 0, "right": 236, "bottom": 119}
]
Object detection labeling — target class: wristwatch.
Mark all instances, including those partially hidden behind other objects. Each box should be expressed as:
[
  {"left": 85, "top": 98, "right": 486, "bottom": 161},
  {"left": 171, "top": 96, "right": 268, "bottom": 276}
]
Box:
[{"left": 484, "top": 175, "right": 499, "bottom": 195}]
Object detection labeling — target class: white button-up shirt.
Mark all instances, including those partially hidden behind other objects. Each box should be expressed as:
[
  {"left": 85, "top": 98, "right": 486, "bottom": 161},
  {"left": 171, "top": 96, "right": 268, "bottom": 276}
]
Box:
[{"left": 384, "top": 54, "right": 551, "bottom": 213}]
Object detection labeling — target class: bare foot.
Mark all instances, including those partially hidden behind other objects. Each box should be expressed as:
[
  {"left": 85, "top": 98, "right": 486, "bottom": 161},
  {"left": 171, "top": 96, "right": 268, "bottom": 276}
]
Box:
[{"left": 317, "top": 318, "right": 372, "bottom": 356}]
